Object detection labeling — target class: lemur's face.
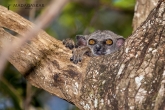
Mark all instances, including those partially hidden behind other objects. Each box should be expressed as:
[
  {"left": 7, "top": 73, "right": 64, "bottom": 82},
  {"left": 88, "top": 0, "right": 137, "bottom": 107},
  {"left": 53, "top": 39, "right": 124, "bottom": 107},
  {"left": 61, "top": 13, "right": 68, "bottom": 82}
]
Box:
[{"left": 86, "top": 30, "right": 125, "bottom": 56}]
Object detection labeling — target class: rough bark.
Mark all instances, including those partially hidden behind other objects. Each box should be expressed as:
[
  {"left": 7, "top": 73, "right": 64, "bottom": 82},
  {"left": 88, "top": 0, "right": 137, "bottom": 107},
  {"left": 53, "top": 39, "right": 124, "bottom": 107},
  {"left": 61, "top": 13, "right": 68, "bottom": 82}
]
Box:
[
  {"left": 0, "top": 0, "right": 165, "bottom": 110},
  {"left": 81, "top": 0, "right": 165, "bottom": 109}
]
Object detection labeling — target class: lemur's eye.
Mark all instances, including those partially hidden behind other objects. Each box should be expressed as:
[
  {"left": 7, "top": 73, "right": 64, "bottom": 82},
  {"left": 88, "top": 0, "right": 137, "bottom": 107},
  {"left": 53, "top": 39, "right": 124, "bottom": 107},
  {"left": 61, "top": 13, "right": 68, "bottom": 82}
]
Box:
[
  {"left": 89, "top": 39, "right": 96, "bottom": 45},
  {"left": 105, "top": 39, "right": 113, "bottom": 45}
]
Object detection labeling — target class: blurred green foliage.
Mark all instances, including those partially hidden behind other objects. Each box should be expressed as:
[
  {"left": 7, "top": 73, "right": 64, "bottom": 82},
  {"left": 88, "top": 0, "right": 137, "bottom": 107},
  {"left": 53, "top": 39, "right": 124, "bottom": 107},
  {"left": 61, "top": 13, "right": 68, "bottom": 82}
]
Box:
[
  {"left": 113, "top": 0, "right": 135, "bottom": 9},
  {"left": 0, "top": 0, "right": 135, "bottom": 109},
  {"left": 48, "top": 0, "right": 135, "bottom": 41}
]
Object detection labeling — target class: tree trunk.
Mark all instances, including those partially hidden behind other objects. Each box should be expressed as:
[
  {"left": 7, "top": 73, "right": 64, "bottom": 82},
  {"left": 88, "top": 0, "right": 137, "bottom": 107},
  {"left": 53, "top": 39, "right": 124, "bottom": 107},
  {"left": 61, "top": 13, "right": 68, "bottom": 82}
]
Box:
[
  {"left": 0, "top": 0, "right": 165, "bottom": 109},
  {"left": 132, "top": 0, "right": 159, "bottom": 31}
]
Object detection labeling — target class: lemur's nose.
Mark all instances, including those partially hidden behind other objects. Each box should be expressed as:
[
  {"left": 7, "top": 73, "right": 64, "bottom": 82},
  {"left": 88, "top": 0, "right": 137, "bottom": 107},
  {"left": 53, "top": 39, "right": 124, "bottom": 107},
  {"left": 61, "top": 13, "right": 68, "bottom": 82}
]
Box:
[{"left": 96, "top": 44, "right": 101, "bottom": 51}]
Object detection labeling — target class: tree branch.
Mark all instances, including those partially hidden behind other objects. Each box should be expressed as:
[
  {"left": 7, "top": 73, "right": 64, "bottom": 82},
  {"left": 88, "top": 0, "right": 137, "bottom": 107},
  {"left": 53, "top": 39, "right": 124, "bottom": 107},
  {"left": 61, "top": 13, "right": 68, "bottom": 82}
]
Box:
[{"left": 0, "top": 4, "right": 89, "bottom": 109}]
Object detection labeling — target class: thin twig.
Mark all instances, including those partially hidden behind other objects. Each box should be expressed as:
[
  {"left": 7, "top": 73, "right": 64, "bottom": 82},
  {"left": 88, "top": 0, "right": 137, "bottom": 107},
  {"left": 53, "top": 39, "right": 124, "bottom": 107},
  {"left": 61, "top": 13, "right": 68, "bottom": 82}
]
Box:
[
  {"left": 0, "top": 0, "right": 69, "bottom": 77},
  {"left": 24, "top": 0, "right": 37, "bottom": 109}
]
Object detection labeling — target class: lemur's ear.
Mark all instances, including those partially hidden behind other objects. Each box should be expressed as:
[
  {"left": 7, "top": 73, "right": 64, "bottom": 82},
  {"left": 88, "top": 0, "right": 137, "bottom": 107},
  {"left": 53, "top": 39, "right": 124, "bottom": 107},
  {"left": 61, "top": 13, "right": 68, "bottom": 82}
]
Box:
[
  {"left": 76, "top": 35, "right": 87, "bottom": 46},
  {"left": 116, "top": 38, "right": 125, "bottom": 48}
]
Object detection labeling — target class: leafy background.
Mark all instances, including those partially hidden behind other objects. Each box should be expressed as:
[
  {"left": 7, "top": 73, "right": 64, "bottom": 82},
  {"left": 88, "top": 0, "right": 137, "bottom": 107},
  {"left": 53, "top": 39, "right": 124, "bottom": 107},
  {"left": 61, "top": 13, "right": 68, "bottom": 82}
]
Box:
[{"left": 0, "top": 0, "right": 135, "bottom": 110}]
